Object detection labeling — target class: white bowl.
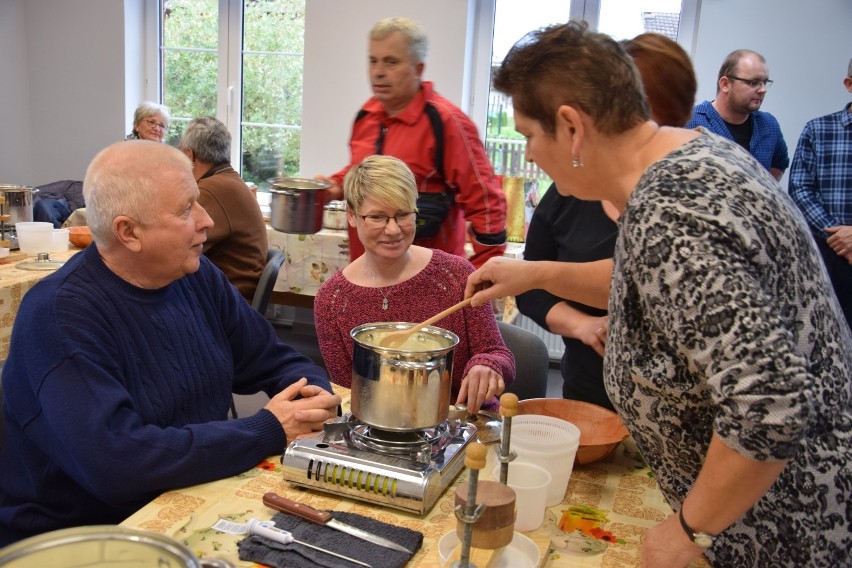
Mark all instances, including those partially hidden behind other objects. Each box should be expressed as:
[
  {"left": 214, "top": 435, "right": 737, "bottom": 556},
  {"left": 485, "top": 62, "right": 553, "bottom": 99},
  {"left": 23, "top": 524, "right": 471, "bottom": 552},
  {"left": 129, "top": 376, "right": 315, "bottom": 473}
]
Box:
[{"left": 438, "top": 530, "right": 540, "bottom": 568}]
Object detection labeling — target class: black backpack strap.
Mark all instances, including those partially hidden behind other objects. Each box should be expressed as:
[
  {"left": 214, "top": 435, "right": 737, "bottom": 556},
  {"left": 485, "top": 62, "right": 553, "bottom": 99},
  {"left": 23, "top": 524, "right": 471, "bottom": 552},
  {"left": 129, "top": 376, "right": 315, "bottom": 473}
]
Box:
[
  {"left": 423, "top": 103, "right": 445, "bottom": 182},
  {"left": 353, "top": 106, "right": 445, "bottom": 181}
]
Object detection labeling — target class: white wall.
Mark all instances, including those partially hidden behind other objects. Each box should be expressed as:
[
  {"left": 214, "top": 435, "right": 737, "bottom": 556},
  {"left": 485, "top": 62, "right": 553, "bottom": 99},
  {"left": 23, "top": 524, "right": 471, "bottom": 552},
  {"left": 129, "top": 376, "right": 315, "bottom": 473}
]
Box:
[
  {"left": 299, "top": 0, "right": 476, "bottom": 179},
  {"left": 690, "top": 0, "right": 852, "bottom": 185},
  {"left": 0, "top": 0, "right": 34, "bottom": 184},
  {"left": 0, "top": 0, "right": 133, "bottom": 186}
]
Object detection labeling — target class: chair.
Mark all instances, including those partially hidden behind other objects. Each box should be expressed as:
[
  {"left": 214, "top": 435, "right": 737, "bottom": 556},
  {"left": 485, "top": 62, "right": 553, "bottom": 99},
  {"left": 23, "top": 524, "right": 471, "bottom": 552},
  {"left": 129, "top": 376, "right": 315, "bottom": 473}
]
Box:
[
  {"left": 251, "top": 248, "right": 286, "bottom": 315},
  {"left": 231, "top": 248, "right": 286, "bottom": 419},
  {"left": 498, "top": 320, "right": 550, "bottom": 400}
]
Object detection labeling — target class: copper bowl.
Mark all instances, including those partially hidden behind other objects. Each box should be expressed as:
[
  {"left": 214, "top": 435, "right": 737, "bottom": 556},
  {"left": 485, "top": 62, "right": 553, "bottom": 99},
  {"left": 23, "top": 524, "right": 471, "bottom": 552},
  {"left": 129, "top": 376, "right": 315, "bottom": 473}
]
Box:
[
  {"left": 68, "top": 226, "right": 92, "bottom": 248},
  {"left": 517, "top": 398, "right": 629, "bottom": 464}
]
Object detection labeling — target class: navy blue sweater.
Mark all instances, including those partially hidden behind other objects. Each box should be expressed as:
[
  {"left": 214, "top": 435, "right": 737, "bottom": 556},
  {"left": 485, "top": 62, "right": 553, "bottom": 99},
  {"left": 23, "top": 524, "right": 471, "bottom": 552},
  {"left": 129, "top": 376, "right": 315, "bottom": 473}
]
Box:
[{"left": 0, "top": 245, "right": 330, "bottom": 544}]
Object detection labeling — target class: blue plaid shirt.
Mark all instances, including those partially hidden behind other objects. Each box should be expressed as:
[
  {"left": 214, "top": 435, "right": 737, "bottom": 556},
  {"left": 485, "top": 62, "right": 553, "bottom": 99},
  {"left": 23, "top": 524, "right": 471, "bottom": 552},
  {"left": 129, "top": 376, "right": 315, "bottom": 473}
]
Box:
[
  {"left": 687, "top": 100, "right": 790, "bottom": 173},
  {"left": 788, "top": 104, "right": 852, "bottom": 238}
]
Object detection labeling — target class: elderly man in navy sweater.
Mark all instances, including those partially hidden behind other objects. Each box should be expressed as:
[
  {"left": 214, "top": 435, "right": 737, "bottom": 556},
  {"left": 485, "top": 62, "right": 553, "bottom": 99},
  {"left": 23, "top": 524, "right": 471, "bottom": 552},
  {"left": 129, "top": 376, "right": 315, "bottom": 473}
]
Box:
[{"left": 0, "top": 141, "right": 340, "bottom": 545}]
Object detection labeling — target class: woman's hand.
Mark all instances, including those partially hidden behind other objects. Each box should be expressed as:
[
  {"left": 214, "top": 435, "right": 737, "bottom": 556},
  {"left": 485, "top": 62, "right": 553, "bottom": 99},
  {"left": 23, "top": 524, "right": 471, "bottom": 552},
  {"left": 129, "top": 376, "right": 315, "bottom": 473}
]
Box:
[
  {"left": 641, "top": 513, "right": 707, "bottom": 568},
  {"left": 455, "top": 365, "right": 505, "bottom": 414}
]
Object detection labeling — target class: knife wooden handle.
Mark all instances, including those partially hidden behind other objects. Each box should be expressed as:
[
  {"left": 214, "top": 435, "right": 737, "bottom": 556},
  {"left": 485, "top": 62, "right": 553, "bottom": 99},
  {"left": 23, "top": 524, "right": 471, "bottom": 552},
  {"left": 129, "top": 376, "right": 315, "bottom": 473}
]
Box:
[{"left": 263, "top": 492, "right": 332, "bottom": 525}]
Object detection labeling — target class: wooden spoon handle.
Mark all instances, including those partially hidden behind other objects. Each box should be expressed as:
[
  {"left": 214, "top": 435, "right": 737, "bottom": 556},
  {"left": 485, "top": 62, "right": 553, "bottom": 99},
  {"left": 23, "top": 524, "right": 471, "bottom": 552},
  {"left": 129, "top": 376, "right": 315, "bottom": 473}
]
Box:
[{"left": 410, "top": 297, "right": 472, "bottom": 335}]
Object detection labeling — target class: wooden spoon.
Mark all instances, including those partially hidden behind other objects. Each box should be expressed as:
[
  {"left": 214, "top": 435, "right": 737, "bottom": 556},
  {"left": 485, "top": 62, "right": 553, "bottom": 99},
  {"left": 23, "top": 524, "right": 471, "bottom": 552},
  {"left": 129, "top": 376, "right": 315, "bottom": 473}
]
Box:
[{"left": 379, "top": 297, "right": 472, "bottom": 348}]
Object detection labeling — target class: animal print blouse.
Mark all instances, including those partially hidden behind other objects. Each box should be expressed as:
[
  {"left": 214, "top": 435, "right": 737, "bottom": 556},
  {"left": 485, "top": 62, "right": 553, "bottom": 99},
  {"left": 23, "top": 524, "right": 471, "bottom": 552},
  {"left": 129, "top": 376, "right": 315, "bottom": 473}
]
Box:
[{"left": 606, "top": 130, "right": 852, "bottom": 567}]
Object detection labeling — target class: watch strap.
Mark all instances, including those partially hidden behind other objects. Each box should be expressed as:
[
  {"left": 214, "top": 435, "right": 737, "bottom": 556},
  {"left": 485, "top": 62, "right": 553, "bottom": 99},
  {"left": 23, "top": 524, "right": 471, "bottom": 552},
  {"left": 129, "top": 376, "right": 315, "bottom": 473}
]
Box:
[{"left": 678, "top": 507, "right": 716, "bottom": 548}]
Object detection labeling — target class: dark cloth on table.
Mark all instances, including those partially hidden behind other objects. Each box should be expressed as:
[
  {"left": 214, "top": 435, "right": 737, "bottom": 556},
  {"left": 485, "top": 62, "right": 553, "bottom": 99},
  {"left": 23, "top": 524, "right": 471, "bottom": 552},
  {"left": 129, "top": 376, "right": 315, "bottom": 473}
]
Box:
[
  {"left": 516, "top": 183, "right": 617, "bottom": 410},
  {"left": 32, "top": 180, "right": 84, "bottom": 228},
  {"left": 238, "top": 510, "right": 422, "bottom": 568}
]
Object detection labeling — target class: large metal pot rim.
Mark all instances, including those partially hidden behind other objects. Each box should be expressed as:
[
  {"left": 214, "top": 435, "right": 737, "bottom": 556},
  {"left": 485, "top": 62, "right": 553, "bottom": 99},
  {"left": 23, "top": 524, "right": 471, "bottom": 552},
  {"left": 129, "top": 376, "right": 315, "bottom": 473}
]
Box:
[
  {"left": 267, "top": 177, "right": 330, "bottom": 193},
  {"left": 350, "top": 322, "right": 459, "bottom": 355},
  {"left": 0, "top": 525, "right": 231, "bottom": 567},
  {"left": 0, "top": 185, "right": 38, "bottom": 193}
]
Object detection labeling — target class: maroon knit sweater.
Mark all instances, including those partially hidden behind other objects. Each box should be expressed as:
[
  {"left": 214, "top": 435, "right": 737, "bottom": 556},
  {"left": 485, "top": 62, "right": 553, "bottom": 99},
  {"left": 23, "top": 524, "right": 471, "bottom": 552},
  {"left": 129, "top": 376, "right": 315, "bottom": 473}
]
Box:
[{"left": 314, "top": 250, "right": 514, "bottom": 410}]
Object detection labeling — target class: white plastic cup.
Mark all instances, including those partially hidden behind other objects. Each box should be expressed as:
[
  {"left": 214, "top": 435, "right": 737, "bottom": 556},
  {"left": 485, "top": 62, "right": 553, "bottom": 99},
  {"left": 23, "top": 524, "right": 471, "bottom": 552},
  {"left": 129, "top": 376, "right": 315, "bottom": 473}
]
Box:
[
  {"left": 493, "top": 462, "right": 551, "bottom": 531},
  {"left": 16, "top": 222, "right": 54, "bottom": 255},
  {"left": 50, "top": 228, "right": 70, "bottom": 253}
]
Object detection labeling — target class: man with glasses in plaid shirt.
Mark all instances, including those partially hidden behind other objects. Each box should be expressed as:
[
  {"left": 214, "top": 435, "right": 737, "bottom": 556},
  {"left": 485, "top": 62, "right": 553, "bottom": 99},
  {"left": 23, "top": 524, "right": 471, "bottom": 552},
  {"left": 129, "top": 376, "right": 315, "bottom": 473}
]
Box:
[
  {"left": 788, "top": 58, "right": 852, "bottom": 330},
  {"left": 687, "top": 49, "right": 789, "bottom": 181}
]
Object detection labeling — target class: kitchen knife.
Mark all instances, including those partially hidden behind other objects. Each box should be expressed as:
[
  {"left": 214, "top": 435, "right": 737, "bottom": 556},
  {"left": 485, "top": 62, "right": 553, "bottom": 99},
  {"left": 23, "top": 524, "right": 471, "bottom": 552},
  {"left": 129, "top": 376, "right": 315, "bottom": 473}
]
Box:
[{"left": 262, "top": 492, "right": 413, "bottom": 554}]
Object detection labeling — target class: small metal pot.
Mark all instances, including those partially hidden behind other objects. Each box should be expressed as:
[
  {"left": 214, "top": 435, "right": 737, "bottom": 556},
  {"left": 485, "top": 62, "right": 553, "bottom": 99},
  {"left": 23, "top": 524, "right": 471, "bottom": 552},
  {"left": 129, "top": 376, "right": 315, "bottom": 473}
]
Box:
[
  {"left": 350, "top": 322, "right": 459, "bottom": 431},
  {"left": 267, "top": 177, "right": 330, "bottom": 234},
  {"left": 0, "top": 526, "right": 234, "bottom": 567},
  {"left": 0, "top": 184, "right": 38, "bottom": 225},
  {"left": 322, "top": 200, "right": 347, "bottom": 230}
]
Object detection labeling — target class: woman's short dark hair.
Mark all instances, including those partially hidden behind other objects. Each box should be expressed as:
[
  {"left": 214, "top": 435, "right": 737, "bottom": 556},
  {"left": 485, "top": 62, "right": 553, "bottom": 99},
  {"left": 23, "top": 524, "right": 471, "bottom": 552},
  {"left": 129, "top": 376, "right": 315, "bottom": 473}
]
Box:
[
  {"left": 493, "top": 20, "right": 650, "bottom": 136},
  {"left": 622, "top": 33, "right": 697, "bottom": 127}
]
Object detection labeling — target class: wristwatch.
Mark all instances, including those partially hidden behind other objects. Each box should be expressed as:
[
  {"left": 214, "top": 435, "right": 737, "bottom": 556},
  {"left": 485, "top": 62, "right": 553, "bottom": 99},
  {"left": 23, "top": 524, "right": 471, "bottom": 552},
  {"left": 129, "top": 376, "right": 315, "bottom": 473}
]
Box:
[{"left": 678, "top": 508, "right": 717, "bottom": 548}]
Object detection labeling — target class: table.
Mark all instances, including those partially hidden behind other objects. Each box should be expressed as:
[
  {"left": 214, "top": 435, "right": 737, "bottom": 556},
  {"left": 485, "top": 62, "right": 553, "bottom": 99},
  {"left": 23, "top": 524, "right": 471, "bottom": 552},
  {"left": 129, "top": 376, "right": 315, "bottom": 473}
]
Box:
[
  {"left": 121, "top": 387, "right": 709, "bottom": 568},
  {"left": 0, "top": 247, "right": 81, "bottom": 360}
]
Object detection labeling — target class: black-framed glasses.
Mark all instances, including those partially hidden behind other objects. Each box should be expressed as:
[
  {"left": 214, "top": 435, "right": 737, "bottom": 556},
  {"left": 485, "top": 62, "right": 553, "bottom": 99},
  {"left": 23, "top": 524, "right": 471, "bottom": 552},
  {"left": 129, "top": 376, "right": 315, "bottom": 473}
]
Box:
[
  {"left": 726, "top": 75, "right": 773, "bottom": 89},
  {"left": 144, "top": 118, "right": 168, "bottom": 131},
  {"left": 358, "top": 211, "right": 416, "bottom": 228}
]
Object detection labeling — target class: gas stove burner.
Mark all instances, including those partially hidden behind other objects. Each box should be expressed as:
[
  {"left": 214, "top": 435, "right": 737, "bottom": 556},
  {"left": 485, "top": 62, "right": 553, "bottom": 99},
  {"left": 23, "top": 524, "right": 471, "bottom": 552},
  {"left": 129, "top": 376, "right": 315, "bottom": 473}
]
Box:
[
  {"left": 280, "top": 413, "right": 479, "bottom": 515},
  {"left": 346, "top": 418, "right": 458, "bottom": 463}
]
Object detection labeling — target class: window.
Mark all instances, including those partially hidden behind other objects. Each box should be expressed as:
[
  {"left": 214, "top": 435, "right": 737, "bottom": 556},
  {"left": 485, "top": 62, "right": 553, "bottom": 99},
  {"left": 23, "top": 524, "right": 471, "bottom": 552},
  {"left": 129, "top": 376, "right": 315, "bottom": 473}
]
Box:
[
  {"left": 485, "top": 0, "right": 697, "bottom": 185},
  {"left": 157, "top": 0, "right": 305, "bottom": 187}
]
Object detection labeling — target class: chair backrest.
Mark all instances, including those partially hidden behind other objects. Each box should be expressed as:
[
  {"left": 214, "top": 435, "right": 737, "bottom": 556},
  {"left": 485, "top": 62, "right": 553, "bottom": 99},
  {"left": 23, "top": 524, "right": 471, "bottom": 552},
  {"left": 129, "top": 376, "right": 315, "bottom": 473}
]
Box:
[
  {"left": 498, "top": 320, "right": 550, "bottom": 400},
  {"left": 250, "top": 248, "right": 285, "bottom": 315}
]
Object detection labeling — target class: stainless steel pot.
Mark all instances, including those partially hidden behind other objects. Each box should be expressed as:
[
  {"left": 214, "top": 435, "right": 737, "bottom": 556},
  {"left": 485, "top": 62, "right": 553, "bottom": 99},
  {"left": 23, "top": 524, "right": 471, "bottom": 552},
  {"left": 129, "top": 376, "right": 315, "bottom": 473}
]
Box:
[
  {"left": 0, "top": 526, "right": 233, "bottom": 567},
  {"left": 267, "top": 177, "right": 330, "bottom": 234},
  {"left": 0, "top": 184, "right": 38, "bottom": 225},
  {"left": 322, "top": 200, "right": 347, "bottom": 230},
  {"left": 350, "top": 322, "right": 459, "bottom": 431}
]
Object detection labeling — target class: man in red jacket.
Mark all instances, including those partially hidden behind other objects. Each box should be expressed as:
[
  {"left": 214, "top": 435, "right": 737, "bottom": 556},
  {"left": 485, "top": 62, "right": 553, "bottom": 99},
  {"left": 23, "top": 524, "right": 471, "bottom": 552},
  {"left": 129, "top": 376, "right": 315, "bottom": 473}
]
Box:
[{"left": 318, "top": 16, "right": 506, "bottom": 268}]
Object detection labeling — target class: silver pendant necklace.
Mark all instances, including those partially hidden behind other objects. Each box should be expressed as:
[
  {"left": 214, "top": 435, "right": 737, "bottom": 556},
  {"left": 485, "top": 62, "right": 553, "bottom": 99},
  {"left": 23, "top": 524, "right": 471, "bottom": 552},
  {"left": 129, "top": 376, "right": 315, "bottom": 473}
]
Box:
[{"left": 379, "top": 288, "right": 389, "bottom": 310}]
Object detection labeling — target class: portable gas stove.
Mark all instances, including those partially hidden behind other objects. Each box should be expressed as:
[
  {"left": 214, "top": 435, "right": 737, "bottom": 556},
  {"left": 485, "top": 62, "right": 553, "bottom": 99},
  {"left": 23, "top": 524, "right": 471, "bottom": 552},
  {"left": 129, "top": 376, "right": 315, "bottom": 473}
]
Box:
[{"left": 280, "top": 413, "right": 477, "bottom": 515}]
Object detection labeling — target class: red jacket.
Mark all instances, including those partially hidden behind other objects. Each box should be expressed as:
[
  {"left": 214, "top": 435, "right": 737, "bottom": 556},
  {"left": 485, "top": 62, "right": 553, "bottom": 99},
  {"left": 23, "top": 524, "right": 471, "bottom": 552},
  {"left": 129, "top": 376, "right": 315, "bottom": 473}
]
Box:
[{"left": 332, "top": 82, "right": 506, "bottom": 268}]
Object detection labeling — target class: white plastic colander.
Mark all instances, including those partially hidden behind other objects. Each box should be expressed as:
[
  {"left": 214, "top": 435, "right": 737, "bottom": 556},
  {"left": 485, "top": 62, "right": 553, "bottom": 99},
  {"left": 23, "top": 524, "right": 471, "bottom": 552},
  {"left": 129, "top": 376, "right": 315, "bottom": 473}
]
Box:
[{"left": 509, "top": 415, "right": 581, "bottom": 506}]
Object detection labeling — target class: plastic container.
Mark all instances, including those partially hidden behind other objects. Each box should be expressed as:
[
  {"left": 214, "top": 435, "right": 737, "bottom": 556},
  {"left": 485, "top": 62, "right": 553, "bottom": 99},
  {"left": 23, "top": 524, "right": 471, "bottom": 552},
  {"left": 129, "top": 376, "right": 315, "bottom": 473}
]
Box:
[
  {"left": 50, "top": 228, "right": 69, "bottom": 252},
  {"left": 510, "top": 415, "right": 581, "bottom": 506},
  {"left": 493, "top": 462, "right": 551, "bottom": 531},
  {"left": 15, "top": 222, "right": 53, "bottom": 255}
]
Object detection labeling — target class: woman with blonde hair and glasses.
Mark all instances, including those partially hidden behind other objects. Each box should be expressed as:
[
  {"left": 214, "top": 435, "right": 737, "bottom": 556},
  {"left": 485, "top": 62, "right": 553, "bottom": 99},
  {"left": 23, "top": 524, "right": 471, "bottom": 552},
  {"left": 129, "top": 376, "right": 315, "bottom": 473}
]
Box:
[{"left": 314, "top": 155, "right": 514, "bottom": 413}]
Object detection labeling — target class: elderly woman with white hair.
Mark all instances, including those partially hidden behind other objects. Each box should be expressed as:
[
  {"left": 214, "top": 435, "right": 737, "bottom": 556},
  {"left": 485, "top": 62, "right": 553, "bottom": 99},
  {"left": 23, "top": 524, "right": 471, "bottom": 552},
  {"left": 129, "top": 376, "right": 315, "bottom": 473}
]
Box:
[{"left": 126, "top": 101, "right": 171, "bottom": 142}]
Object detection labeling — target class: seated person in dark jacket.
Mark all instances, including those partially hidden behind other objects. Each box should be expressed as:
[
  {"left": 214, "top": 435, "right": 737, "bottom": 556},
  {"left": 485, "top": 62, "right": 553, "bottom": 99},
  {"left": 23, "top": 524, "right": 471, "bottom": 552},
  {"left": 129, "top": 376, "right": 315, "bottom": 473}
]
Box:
[
  {"left": 0, "top": 140, "right": 340, "bottom": 546},
  {"left": 180, "top": 116, "right": 267, "bottom": 301}
]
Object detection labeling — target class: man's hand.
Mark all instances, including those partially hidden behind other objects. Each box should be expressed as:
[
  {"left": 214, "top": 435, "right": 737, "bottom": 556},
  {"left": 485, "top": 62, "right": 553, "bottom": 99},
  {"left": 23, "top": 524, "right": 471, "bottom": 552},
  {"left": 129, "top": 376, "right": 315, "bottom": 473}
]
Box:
[
  {"left": 314, "top": 175, "right": 343, "bottom": 200},
  {"left": 826, "top": 225, "right": 852, "bottom": 257},
  {"left": 455, "top": 365, "right": 505, "bottom": 414},
  {"left": 264, "top": 378, "right": 341, "bottom": 438},
  {"left": 641, "top": 513, "right": 707, "bottom": 568},
  {"left": 464, "top": 257, "right": 534, "bottom": 308}
]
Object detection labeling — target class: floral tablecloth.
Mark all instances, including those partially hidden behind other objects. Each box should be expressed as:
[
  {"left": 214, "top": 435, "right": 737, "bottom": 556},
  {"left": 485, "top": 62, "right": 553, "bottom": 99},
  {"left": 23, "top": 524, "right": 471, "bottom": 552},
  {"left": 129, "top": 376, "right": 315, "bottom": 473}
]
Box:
[
  {"left": 121, "top": 386, "right": 710, "bottom": 568},
  {"left": 0, "top": 248, "right": 81, "bottom": 360},
  {"left": 266, "top": 227, "right": 349, "bottom": 296}
]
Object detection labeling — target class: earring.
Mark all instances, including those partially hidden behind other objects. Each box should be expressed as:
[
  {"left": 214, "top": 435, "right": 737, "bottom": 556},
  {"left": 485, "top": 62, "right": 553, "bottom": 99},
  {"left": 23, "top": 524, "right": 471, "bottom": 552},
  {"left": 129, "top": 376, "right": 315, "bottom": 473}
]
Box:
[{"left": 572, "top": 155, "right": 583, "bottom": 168}]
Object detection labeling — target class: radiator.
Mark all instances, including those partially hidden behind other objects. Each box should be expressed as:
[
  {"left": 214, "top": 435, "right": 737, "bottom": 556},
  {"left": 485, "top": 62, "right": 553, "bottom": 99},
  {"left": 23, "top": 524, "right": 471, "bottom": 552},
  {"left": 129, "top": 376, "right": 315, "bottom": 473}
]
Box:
[{"left": 511, "top": 314, "right": 565, "bottom": 363}]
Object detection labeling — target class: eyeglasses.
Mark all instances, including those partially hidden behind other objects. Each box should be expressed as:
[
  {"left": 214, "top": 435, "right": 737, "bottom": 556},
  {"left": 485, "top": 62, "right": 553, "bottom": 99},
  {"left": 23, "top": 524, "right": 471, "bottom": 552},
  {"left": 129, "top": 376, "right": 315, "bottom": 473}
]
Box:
[
  {"left": 358, "top": 211, "right": 416, "bottom": 228},
  {"left": 726, "top": 75, "right": 774, "bottom": 89},
  {"left": 144, "top": 118, "right": 168, "bottom": 131}
]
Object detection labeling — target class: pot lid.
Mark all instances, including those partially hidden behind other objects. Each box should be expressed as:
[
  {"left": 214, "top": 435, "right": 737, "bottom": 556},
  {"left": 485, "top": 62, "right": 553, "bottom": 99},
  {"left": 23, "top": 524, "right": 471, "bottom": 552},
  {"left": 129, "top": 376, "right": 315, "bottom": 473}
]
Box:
[{"left": 267, "top": 177, "right": 330, "bottom": 192}]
